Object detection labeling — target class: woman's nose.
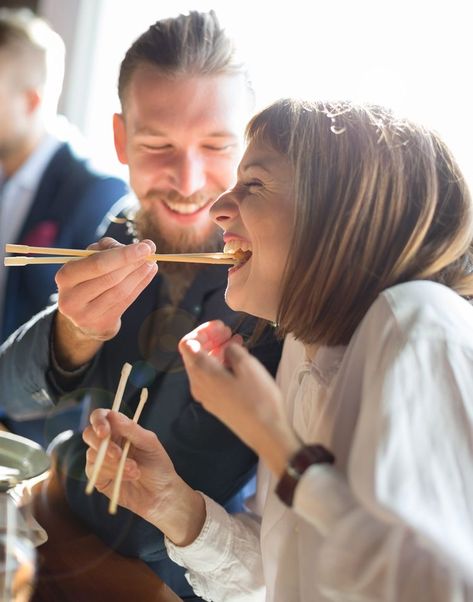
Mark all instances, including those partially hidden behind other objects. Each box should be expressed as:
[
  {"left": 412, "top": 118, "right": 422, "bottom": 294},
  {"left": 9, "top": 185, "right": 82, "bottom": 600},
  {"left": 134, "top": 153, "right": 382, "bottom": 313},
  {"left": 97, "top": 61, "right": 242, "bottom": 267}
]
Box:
[{"left": 210, "top": 189, "right": 239, "bottom": 225}]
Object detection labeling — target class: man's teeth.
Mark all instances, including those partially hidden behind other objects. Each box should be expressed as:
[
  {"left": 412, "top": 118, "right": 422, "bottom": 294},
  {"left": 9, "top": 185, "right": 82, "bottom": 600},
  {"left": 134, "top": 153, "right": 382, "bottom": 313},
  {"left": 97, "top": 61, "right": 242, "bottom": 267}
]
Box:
[
  {"left": 223, "top": 240, "right": 252, "bottom": 254},
  {"left": 163, "top": 200, "right": 208, "bottom": 214}
]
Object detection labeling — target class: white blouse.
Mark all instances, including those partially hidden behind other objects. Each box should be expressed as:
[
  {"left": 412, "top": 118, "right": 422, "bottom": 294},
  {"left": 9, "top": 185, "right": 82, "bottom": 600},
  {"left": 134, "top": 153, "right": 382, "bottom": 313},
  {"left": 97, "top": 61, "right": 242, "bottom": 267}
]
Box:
[{"left": 166, "top": 280, "right": 473, "bottom": 601}]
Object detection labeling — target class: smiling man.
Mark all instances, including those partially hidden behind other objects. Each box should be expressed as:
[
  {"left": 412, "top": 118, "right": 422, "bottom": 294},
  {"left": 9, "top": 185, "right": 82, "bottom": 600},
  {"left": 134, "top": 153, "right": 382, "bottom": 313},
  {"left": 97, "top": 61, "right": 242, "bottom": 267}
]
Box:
[
  {"left": 0, "top": 11, "right": 282, "bottom": 600},
  {"left": 117, "top": 70, "right": 247, "bottom": 254}
]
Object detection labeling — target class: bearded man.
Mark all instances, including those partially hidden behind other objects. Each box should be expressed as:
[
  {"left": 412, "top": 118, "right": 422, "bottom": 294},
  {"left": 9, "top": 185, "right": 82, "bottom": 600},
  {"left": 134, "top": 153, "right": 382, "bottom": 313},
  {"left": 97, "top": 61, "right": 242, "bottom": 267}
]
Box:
[{"left": 0, "top": 11, "right": 281, "bottom": 601}]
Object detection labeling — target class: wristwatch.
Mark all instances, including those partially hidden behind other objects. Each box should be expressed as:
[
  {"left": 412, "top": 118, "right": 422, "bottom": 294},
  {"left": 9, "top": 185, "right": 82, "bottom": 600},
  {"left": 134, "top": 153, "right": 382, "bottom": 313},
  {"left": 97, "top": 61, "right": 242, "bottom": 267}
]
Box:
[{"left": 275, "top": 444, "right": 335, "bottom": 507}]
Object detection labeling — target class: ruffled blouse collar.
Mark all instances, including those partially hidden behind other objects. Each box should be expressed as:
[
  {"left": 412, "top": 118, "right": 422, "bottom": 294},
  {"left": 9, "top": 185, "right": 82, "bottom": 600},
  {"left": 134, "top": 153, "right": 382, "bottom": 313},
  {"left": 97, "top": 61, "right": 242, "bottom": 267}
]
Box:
[{"left": 298, "top": 345, "right": 346, "bottom": 387}]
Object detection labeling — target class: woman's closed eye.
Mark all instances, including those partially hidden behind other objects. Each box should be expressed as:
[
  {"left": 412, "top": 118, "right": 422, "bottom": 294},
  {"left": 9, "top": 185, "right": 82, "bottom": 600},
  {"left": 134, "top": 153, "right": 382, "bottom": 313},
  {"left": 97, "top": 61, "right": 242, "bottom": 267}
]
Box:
[{"left": 243, "top": 180, "right": 263, "bottom": 193}]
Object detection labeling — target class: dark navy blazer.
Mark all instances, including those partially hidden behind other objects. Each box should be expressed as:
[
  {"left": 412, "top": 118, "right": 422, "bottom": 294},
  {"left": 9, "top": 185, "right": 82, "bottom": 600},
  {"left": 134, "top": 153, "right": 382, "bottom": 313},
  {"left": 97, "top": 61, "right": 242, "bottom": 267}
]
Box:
[
  {"left": 50, "top": 222, "right": 283, "bottom": 598},
  {"left": 0, "top": 213, "right": 282, "bottom": 599},
  {"left": 1, "top": 142, "right": 128, "bottom": 342}
]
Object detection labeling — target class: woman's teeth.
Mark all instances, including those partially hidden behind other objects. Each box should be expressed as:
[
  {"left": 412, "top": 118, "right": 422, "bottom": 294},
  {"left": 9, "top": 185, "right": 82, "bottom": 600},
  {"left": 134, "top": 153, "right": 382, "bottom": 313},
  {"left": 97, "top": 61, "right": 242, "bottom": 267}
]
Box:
[
  {"left": 223, "top": 240, "right": 253, "bottom": 265},
  {"left": 223, "top": 240, "right": 252, "bottom": 253}
]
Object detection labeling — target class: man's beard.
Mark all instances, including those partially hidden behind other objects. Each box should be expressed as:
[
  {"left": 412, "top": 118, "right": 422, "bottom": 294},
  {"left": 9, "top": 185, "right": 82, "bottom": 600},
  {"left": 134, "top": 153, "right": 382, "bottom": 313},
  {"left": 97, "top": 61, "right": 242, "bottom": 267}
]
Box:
[{"left": 129, "top": 194, "right": 223, "bottom": 277}]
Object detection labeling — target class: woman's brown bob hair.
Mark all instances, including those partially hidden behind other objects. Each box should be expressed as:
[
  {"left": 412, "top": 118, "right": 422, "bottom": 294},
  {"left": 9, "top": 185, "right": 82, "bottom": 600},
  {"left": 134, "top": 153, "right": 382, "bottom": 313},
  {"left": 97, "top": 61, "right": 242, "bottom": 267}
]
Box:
[{"left": 246, "top": 99, "right": 473, "bottom": 346}]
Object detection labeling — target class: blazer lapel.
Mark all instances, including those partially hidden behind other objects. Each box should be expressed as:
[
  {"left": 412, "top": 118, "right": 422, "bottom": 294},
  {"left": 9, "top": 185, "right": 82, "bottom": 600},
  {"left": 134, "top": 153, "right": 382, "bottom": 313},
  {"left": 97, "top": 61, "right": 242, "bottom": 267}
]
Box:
[{"left": 15, "top": 143, "right": 68, "bottom": 243}]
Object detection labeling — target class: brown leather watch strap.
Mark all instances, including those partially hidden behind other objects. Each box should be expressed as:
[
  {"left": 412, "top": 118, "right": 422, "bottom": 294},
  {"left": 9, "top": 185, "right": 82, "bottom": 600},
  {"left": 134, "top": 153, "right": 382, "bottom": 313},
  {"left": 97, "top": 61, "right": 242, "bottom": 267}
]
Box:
[{"left": 275, "top": 444, "right": 335, "bottom": 507}]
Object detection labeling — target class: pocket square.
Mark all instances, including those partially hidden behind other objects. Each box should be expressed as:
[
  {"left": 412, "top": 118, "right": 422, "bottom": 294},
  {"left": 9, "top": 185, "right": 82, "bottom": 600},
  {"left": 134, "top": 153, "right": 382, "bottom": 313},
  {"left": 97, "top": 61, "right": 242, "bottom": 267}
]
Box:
[{"left": 21, "top": 221, "right": 59, "bottom": 247}]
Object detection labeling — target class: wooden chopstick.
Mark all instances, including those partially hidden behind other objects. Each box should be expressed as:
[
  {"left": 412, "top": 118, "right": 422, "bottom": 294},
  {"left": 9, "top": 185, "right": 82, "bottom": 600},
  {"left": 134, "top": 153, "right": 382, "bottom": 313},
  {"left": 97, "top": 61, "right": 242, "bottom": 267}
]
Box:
[
  {"left": 5, "top": 256, "right": 81, "bottom": 266},
  {"left": 85, "top": 362, "right": 132, "bottom": 495},
  {"left": 108, "top": 387, "right": 149, "bottom": 515},
  {"left": 4, "top": 244, "right": 236, "bottom": 265},
  {"left": 5, "top": 244, "right": 95, "bottom": 256},
  {"left": 4, "top": 255, "right": 235, "bottom": 266}
]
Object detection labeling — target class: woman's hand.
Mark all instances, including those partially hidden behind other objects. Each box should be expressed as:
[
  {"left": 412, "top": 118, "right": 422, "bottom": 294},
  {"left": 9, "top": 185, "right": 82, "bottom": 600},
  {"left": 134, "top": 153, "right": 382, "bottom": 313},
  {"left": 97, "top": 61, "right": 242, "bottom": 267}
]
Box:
[
  {"left": 83, "top": 409, "right": 206, "bottom": 546},
  {"left": 179, "top": 321, "right": 300, "bottom": 476}
]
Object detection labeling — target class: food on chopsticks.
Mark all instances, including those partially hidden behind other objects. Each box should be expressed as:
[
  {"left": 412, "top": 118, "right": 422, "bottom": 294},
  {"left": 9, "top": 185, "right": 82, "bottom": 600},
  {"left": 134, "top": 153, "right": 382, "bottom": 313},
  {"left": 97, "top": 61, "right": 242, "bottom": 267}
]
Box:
[
  {"left": 223, "top": 240, "right": 252, "bottom": 266},
  {"left": 233, "top": 249, "right": 252, "bottom": 263}
]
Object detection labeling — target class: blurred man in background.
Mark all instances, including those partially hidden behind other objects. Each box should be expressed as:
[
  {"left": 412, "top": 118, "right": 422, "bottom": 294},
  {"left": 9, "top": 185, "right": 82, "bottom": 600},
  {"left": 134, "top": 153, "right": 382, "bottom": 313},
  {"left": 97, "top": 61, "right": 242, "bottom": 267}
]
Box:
[
  {"left": 0, "top": 9, "right": 127, "bottom": 441},
  {"left": 0, "top": 10, "right": 281, "bottom": 600},
  {"left": 0, "top": 8, "right": 127, "bottom": 343}
]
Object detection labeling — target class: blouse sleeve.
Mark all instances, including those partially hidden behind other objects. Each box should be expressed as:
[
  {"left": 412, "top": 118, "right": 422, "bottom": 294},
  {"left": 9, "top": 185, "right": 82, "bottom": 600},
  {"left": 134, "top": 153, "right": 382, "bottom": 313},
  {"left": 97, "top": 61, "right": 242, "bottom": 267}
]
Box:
[
  {"left": 293, "top": 296, "right": 473, "bottom": 600},
  {"left": 165, "top": 494, "right": 265, "bottom": 602},
  {"left": 165, "top": 335, "right": 304, "bottom": 601}
]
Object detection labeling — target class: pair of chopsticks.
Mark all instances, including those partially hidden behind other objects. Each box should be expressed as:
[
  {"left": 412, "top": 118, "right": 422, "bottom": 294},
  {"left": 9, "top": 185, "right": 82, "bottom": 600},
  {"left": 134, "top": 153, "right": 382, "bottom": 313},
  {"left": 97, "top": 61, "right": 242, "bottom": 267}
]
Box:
[
  {"left": 3, "top": 244, "right": 237, "bottom": 266},
  {"left": 85, "top": 362, "right": 148, "bottom": 515}
]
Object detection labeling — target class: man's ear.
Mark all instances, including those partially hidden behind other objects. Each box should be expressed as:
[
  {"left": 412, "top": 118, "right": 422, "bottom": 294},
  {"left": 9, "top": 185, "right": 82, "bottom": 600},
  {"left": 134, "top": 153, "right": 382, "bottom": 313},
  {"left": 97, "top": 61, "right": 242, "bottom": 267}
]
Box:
[
  {"left": 25, "top": 88, "right": 41, "bottom": 114},
  {"left": 113, "top": 113, "right": 128, "bottom": 165}
]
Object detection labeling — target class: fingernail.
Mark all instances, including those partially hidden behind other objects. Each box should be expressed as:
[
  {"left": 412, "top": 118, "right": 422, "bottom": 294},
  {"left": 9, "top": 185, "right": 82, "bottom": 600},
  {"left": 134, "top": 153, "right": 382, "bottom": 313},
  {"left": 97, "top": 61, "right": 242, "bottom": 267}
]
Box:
[
  {"left": 196, "top": 330, "right": 209, "bottom": 343},
  {"left": 186, "top": 339, "right": 201, "bottom": 353},
  {"left": 137, "top": 242, "right": 151, "bottom": 256}
]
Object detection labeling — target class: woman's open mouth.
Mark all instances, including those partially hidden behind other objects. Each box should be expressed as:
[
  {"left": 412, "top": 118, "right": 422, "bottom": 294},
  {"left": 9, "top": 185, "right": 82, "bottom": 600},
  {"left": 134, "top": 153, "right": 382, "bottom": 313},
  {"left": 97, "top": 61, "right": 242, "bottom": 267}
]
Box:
[{"left": 224, "top": 240, "right": 252, "bottom": 272}]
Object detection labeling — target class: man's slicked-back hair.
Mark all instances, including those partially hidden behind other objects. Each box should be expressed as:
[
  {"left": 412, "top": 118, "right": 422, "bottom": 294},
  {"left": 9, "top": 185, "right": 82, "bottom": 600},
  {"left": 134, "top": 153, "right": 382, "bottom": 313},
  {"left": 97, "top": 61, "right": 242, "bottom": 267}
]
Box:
[{"left": 118, "top": 10, "right": 252, "bottom": 110}]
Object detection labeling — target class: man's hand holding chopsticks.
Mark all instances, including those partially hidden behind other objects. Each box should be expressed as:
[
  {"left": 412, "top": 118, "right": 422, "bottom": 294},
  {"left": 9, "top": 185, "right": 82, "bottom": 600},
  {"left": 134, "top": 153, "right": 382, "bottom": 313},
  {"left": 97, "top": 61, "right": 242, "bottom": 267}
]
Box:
[{"left": 53, "top": 237, "right": 158, "bottom": 369}]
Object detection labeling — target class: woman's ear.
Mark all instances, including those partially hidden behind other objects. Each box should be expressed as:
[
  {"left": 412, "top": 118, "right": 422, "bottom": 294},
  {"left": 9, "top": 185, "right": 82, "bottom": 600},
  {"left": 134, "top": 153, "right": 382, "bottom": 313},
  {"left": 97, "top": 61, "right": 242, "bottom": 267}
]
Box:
[{"left": 113, "top": 113, "right": 128, "bottom": 165}]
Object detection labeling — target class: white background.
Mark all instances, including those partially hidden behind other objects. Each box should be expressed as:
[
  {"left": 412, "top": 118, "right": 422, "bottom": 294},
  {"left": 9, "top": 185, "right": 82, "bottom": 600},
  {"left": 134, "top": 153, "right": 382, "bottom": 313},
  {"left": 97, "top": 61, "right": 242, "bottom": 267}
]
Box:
[{"left": 39, "top": 0, "right": 473, "bottom": 187}]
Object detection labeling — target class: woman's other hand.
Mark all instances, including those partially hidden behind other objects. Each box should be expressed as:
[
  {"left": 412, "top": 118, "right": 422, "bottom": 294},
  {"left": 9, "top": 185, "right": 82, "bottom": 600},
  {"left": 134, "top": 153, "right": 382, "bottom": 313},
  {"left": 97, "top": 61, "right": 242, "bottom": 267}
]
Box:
[
  {"left": 83, "top": 409, "right": 206, "bottom": 546},
  {"left": 179, "top": 321, "right": 300, "bottom": 476}
]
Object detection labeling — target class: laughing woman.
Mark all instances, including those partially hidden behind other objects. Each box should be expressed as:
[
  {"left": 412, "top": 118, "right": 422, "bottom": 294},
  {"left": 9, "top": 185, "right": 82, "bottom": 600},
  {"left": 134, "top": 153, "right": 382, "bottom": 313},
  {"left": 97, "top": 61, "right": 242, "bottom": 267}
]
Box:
[{"left": 84, "top": 100, "right": 473, "bottom": 601}]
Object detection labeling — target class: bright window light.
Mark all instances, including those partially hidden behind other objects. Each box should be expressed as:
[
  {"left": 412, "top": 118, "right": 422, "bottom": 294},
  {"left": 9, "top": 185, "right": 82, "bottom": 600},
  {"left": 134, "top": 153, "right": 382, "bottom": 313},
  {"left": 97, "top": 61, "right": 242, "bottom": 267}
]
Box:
[{"left": 80, "top": 0, "right": 472, "bottom": 188}]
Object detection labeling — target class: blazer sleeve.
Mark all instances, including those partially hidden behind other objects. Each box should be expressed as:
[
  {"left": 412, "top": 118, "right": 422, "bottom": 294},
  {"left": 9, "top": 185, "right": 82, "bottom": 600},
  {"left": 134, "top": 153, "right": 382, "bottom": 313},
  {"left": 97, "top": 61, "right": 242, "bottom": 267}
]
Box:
[{"left": 0, "top": 305, "right": 57, "bottom": 418}]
